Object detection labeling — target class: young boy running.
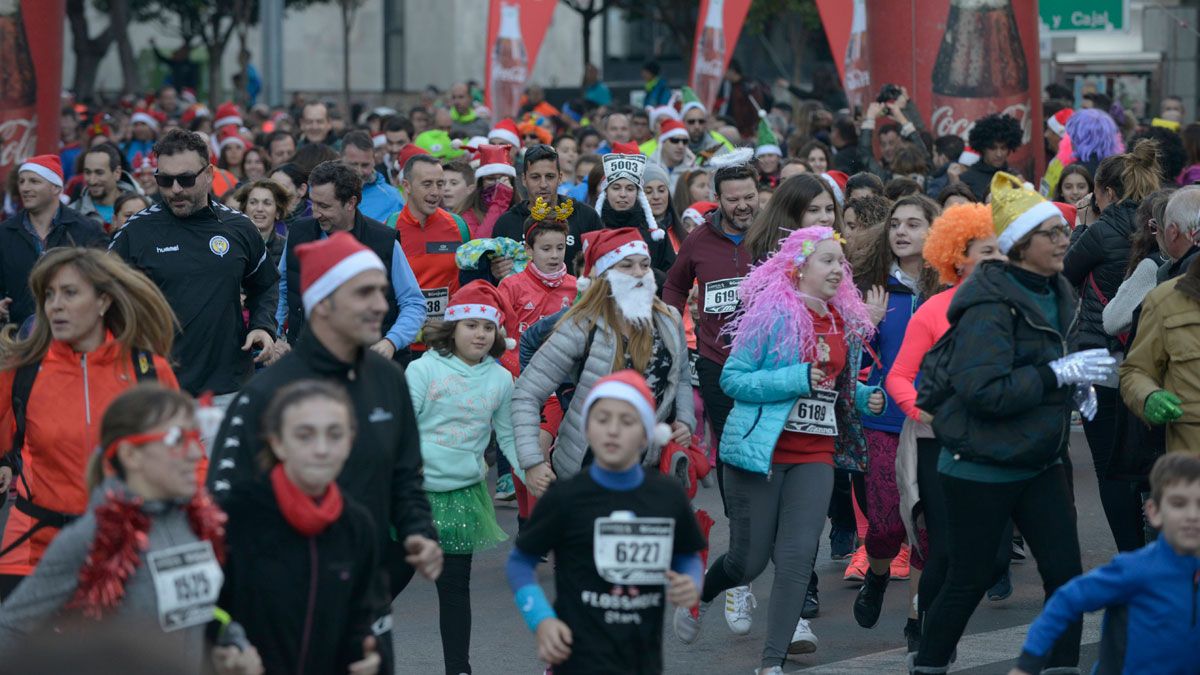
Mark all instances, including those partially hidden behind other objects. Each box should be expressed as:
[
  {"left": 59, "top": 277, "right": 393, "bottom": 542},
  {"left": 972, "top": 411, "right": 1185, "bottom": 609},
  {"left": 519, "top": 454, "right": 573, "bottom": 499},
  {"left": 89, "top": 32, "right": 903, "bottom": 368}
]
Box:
[
  {"left": 1010, "top": 453, "right": 1200, "bottom": 675},
  {"left": 506, "top": 370, "right": 705, "bottom": 674}
]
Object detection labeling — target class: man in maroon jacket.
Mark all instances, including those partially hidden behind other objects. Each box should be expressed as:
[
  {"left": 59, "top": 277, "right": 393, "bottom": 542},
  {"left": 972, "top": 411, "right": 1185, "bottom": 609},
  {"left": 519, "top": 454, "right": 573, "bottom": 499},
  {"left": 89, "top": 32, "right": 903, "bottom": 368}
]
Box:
[{"left": 663, "top": 162, "right": 760, "bottom": 504}]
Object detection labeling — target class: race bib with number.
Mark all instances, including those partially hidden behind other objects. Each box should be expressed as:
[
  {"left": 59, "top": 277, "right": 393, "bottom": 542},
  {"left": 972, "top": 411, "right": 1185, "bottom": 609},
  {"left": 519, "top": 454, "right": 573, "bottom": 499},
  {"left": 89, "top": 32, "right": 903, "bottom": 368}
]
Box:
[
  {"left": 423, "top": 287, "right": 449, "bottom": 318},
  {"left": 593, "top": 514, "right": 674, "bottom": 585},
  {"left": 147, "top": 541, "right": 223, "bottom": 632},
  {"left": 784, "top": 388, "right": 839, "bottom": 436},
  {"left": 703, "top": 277, "right": 744, "bottom": 314}
]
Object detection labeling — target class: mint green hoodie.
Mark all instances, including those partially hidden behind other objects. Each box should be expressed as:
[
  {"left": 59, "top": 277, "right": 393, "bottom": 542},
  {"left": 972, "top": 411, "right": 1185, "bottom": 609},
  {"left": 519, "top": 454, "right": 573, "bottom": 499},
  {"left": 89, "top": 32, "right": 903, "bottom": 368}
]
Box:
[{"left": 405, "top": 349, "right": 523, "bottom": 492}]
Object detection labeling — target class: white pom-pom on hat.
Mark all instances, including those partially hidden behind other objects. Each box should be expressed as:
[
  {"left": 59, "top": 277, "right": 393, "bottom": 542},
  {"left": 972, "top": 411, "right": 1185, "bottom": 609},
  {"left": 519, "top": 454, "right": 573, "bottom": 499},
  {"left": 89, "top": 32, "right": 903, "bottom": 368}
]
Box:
[
  {"left": 576, "top": 276, "right": 592, "bottom": 292},
  {"left": 650, "top": 228, "right": 665, "bottom": 241},
  {"left": 505, "top": 337, "right": 517, "bottom": 350},
  {"left": 653, "top": 423, "right": 673, "bottom": 447},
  {"left": 757, "top": 108, "right": 768, "bottom": 118}
]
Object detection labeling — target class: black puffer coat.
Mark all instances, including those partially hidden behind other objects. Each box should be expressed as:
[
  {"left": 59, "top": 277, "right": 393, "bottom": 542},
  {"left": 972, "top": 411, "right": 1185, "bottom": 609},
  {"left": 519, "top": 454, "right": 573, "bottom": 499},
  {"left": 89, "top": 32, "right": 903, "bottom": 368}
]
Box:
[
  {"left": 1063, "top": 199, "right": 1137, "bottom": 351},
  {"left": 932, "top": 261, "right": 1076, "bottom": 468}
]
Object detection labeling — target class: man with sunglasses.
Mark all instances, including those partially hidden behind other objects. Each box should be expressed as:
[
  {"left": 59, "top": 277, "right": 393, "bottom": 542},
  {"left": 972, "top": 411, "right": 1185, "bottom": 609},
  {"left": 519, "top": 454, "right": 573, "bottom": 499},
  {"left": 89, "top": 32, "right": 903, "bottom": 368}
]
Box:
[
  {"left": 648, "top": 119, "right": 697, "bottom": 191},
  {"left": 491, "top": 144, "right": 603, "bottom": 278},
  {"left": 110, "top": 129, "right": 279, "bottom": 404},
  {"left": 681, "top": 99, "right": 735, "bottom": 163}
]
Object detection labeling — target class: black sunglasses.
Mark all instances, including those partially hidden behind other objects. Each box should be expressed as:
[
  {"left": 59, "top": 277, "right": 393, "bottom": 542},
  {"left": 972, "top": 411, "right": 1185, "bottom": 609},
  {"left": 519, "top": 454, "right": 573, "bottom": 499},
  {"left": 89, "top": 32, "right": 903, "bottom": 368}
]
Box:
[
  {"left": 154, "top": 166, "right": 208, "bottom": 189},
  {"left": 667, "top": 137, "right": 688, "bottom": 145}
]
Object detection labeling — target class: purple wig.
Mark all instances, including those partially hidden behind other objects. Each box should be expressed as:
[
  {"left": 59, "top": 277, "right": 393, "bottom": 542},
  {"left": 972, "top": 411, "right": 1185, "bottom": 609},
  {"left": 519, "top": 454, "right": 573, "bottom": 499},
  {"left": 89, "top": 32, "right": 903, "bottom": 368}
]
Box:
[
  {"left": 1065, "top": 109, "right": 1124, "bottom": 164},
  {"left": 724, "top": 226, "right": 875, "bottom": 362}
]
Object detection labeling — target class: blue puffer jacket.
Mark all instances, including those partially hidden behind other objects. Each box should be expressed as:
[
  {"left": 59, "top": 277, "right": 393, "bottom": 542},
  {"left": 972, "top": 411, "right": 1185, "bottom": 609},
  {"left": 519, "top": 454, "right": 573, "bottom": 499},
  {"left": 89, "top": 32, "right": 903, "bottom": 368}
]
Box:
[{"left": 719, "top": 317, "right": 884, "bottom": 476}]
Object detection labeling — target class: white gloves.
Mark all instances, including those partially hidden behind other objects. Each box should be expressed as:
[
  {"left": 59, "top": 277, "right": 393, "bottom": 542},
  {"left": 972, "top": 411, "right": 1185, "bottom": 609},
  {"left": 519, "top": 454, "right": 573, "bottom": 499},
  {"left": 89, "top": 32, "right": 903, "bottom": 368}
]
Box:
[
  {"left": 1074, "top": 385, "right": 1099, "bottom": 421},
  {"left": 1049, "top": 348, "right": 1117, "bottom": 388}
]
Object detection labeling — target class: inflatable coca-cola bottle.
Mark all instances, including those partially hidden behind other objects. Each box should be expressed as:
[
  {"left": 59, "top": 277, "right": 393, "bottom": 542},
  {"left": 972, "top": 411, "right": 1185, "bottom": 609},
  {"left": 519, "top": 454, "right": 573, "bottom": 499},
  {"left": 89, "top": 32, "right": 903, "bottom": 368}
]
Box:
[
  {"left": 692, "top": 0, "right": 726, "bottom": 113},
  {"left": 843, "top": 0, "right": 870, "bottom": 111},
  {"left": 489, "top": 3, "right": 528, "bottom": 121},
  {"left": 0, "top": 0, "right": 37, "bottom": 179},
  {"left": 931, "top": 0, "right": 1033, "bottom": 175}
]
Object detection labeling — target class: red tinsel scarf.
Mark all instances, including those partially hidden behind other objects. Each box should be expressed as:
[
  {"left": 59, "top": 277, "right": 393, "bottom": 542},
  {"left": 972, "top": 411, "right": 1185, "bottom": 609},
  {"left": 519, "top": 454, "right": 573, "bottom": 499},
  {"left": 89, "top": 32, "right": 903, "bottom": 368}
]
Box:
[{"left": 66, "top": 489, "right": 227, "bottom": 620}]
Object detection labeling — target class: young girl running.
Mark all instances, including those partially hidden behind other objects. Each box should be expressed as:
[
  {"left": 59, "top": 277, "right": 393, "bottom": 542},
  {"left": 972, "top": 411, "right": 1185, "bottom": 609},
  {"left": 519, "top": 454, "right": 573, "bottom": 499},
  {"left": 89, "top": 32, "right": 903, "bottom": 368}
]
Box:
[
  {"left": 507, "top": 370, "right": 706, "bottom": 674},
  {"left": 675, "top": 226, "right": 884, "bottom": 673},
  {"left": 850, "top": 195, "right": 941, "bottom": 639},
  {"left": 395, "top": 280, "right": 521, "bottom": 675},
  {"left": 497, "top": 197, "right": 578, "bottom": 519}
]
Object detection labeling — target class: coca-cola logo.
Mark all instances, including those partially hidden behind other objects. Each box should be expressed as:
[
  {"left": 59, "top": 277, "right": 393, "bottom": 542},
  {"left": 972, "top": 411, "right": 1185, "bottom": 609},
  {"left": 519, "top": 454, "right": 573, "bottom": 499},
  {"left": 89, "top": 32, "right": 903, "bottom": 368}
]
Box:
[
  {"left": 693, "top": 57, "right": 723, "bottom": 78},
  {"left": 931, "top": 102, "right": 1031, "bottom": 144},
  {"left": 844, "top": 68, "right": 869, "bottom": 92},
  {"left": 0, "top": 114, "right": 37, "bottom": 170},
  {"left": 490, "top": 65, "right": 527, "bottom": 84}
]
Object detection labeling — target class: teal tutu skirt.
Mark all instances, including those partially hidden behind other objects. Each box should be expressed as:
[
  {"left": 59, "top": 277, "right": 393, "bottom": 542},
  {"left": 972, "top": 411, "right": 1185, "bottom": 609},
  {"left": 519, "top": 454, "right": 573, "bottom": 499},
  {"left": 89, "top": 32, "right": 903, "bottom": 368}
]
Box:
[{"left": 428, "top": 482, "right": 507, "bottom": 554}]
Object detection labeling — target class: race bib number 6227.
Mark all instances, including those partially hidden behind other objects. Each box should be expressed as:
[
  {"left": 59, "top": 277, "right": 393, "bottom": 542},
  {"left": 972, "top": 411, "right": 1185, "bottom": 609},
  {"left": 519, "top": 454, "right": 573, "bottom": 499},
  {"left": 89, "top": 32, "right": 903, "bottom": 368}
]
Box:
[{"left": 593, "top": 514, "right": 674, "bottom": 585}]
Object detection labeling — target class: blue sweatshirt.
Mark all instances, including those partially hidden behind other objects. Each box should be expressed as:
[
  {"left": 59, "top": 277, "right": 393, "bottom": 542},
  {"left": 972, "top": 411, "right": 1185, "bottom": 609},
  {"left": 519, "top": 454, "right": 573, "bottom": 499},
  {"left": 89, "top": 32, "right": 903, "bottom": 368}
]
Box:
[
  {"left": 1017, "top": 535, "right": 1200, "bottom": 675},
  {"left": 359, "top": 171, "right": 405, "bottom": 223}
]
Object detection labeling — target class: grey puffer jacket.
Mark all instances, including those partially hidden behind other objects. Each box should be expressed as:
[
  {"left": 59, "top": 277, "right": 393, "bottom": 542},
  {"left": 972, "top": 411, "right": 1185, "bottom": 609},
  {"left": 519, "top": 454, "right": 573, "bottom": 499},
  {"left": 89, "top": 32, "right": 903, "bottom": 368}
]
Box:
[
  {"left": 0, "top": 479, "right": 212, "bottom": 672},
  {"left": 512, "top": 307, "right": 695, "bottom": 478}
]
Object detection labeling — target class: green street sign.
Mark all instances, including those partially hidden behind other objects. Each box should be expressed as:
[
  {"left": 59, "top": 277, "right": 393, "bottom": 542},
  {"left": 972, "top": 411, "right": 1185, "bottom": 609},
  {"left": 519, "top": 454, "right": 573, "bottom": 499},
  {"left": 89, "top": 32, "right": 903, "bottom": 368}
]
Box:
[{"left": 1040, "top": 0, "right": 1127, "bottom": 34}]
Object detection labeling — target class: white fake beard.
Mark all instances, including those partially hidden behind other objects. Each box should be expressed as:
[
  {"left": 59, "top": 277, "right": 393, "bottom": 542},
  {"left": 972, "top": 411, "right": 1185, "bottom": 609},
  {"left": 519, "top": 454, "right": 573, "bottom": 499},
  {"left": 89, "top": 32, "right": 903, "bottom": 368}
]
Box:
[{"left": 607, "top": 270, "right": 657, "bottom": 325}]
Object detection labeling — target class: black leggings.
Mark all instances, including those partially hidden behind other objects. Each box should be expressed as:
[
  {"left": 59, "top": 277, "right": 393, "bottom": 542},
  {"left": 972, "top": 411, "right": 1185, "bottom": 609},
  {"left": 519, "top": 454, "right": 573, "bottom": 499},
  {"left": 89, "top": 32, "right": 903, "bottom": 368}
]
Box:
[
  {"left": 914, "top": 440, "right": 1009, "bottom": 618},
  {"left": 393, "top": 551, "right": 474, "bottom": 675},
  {"left": 829, "top": 469, "right": 867, "bottom": 531},
  {"left": 1080, "top": 385, "right": 1146, "bottom": 552},
  {"left": 695, "top": 355, "right": 736, "bottom": 513},
  {"left": 915, "top": 464, "right": 1082, "bottom": 669}
]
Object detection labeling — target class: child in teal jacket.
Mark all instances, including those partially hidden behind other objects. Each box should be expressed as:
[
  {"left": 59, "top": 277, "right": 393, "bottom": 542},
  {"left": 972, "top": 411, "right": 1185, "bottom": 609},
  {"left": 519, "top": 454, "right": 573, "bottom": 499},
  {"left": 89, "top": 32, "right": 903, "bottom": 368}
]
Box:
[{"left": 396, "top": 280, "right": 522, "bottom": 675}]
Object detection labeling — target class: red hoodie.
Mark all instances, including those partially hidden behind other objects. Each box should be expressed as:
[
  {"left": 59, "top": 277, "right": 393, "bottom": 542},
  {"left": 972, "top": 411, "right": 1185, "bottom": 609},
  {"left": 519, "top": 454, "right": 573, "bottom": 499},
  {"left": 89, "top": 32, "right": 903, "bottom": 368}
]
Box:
[{"left": 663, "top": 210, "right": 752, "bottom": 365}]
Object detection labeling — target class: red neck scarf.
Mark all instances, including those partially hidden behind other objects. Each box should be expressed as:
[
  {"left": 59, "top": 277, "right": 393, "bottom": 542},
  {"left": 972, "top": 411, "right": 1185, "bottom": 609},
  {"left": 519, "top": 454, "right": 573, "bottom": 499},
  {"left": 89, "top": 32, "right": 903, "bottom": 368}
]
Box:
[
  {"left": 270, "top": 465, "right": 344, "bottom": 537},
  {"left": 527, "top": 262, "right": 568, "bottom": 288}
]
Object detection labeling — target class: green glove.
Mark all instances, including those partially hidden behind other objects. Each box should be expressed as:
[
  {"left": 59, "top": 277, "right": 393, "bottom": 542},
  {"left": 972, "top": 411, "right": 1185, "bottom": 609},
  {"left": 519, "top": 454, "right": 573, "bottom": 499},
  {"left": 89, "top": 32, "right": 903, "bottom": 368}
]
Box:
[{"left": 1144, "top": 390, "right": 1183, "bottom": 425}]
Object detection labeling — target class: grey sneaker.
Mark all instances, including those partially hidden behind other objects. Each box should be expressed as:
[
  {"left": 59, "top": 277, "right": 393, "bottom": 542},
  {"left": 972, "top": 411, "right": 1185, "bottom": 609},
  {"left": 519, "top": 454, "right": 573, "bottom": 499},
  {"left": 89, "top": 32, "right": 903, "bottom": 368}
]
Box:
[{"left": 673, "top": 600, "right": 711, "bottom": 644}]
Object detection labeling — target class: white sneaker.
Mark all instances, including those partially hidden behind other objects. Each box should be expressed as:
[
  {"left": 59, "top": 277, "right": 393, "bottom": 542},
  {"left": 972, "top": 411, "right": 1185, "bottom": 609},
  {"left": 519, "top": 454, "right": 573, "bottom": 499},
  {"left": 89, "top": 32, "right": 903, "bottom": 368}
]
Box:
[
  {"left": 674, "top": 600, "right": 710, "bottom": 644},
  {"left": 755, "top": 668, "right": 783, "bottom": 675},
  {"left": 724, "top": 584, "right": 756, "bottom": 635},
  {"left": 788, "top": 617, "right": 819, "bottom": 654}
]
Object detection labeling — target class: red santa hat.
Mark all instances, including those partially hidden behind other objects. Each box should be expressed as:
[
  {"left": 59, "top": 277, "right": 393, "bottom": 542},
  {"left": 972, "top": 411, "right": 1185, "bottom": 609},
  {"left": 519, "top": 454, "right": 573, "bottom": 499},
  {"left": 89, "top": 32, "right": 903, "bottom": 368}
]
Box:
[
  {"left": 577, "top": 228, "right": 650, "bottom": 292},
  {"left": 372, "top": 133, "right": 387, "bottom": 149},
  {"left": 444, "top": 280, "right": 516, "bottom": 349},
  {"left": 180, "top": 104, "right": 211, "bottom": 127},
  {"left": 130, "top": 109, "right": 164, "bottom": 131},
  {"left": 610, "top": 141, "right": 642, "bottom": 155},
  {"left": 681, "top": 200, "right": 718, "bottom": 226},
  {"left": 958, "top": 146, "right": 981, "bottom": 167},
  {"left": 214, "top": 102, "right": 243, "bottom": 130},
  {"left": 131, "top": 152, "right": 157, "bottom": 175},
  {"left": 820, "top": 170, "right": 849, "bottom": 206},
  {"left": 583, "top": 370, "right": 673, "bottom": 449},
  {"left": 488, "top": 119, "right": 521, "bottom": 147},
  {"left": 216, "top": 126, "right": 246, "bottom": 152},
  {"left": 295, "top": 232, "right": 387, "bottom": 314},
  {"left": 474, "top": 144, "right": 516, "bottom": 180},
  {"left": 648, "top": 104, "right": 681, "bottom": 130},
  {"left": 18, "top": 155, "right": 64, "bottom": 188},
  {"left": 658, "top": 118, "right": 689, "bottom": 144},
  {"left": 1053, "top": 201, "right": 1078, "bottom": 229},
  {"left": 1047, "top": 108, "right": 1074, "bottom": 137}
]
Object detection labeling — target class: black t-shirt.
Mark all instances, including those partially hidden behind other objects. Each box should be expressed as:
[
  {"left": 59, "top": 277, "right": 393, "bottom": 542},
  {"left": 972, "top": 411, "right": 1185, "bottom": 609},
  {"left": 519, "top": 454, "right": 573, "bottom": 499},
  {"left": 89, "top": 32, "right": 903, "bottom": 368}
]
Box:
[{"left": 515, "top": 470, "right": 705, "bottom": 675}]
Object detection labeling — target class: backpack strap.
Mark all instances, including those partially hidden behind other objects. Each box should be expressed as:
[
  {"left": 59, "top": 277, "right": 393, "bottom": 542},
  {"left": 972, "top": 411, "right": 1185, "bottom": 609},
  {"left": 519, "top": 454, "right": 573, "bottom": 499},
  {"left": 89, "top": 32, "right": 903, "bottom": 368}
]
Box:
[
  {"left": 129, "top": 349, "right": 157, "bottom": 382},
  {"left": 450, "top": 213, "right": 470, "bottom": 244},
  {"left": 3, "top": 360, "right": 42, "bottom": 479},
  {"left": 386, "top": 212, "right": 400, "bottom": 232}
]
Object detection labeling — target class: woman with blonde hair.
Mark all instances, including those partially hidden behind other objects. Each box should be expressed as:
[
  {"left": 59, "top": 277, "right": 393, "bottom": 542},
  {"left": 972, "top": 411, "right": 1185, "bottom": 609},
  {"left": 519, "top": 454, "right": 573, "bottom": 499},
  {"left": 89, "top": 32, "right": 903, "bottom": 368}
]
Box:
[{"left": 0, "top": 248, "right": 180, "bottom": 598}]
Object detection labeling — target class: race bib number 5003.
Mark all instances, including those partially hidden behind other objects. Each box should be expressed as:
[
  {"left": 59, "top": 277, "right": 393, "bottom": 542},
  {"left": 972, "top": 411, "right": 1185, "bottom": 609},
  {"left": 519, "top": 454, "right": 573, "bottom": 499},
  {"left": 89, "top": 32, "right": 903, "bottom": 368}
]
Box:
[{"left": 593, "top": 514, "right": 674, "bottom": 585}]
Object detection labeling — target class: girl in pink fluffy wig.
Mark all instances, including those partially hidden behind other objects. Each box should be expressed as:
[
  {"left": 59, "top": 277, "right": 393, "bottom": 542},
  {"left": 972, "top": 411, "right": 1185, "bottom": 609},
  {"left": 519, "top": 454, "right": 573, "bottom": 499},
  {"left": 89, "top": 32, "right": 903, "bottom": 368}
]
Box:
[{"left": 673, "top": 226, "right": 885, "bottom": 673}]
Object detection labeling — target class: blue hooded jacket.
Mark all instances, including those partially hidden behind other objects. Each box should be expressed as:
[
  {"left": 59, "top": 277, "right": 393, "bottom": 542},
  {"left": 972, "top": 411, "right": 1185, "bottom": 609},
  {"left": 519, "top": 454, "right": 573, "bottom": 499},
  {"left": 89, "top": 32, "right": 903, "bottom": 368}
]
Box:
[{"left": 1017, "top": 535, "right": 1200, "bottom": 675}]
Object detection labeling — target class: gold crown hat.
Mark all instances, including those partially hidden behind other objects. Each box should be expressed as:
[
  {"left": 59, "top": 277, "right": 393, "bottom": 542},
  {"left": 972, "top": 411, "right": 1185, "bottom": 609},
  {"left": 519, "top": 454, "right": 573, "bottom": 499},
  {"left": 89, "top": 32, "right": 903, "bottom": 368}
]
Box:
[{"left": 990, "top": 171, "right": 1066, "bottom": 254}]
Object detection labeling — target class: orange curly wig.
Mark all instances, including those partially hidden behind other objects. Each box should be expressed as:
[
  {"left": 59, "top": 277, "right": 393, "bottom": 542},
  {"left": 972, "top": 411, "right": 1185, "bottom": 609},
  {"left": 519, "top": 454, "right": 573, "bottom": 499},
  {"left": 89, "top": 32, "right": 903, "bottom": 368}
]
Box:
[{"left": 923, "top": 203, "right": 996, "bottom": 285}]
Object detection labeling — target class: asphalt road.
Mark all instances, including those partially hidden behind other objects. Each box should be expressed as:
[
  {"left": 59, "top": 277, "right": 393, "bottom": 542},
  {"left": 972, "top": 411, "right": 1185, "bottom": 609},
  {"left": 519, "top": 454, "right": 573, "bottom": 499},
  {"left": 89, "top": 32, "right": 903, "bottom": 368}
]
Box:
[{"left": 392, "top": 427, "right": 1118, "bottom": 674}]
